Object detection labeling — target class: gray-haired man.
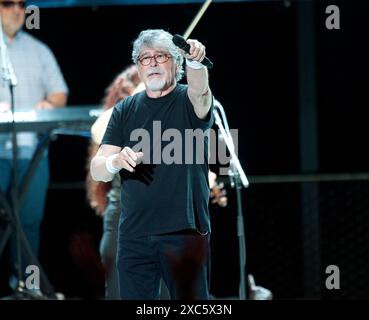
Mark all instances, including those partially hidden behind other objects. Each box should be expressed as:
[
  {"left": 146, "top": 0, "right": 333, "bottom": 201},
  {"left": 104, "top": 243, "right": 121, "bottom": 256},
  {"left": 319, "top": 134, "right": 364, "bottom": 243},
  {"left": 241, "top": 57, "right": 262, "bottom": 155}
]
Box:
[{"left": 91, "top": 29, "right": 213, "bottom": 299}]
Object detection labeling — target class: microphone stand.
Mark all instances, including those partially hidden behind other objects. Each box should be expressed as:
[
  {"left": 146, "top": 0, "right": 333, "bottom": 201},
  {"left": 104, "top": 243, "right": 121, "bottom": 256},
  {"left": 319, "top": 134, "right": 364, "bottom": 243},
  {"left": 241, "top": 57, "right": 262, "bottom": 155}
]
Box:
[
  {"left": 0, "top": 21, "right": 61, "bottom": 299},
  {"left": 0, "top": 24, "right": 60, "bottom": 299},
  {"left": 213, "top": 100, "right": 249, "bottom": 300},
  {"left": 0, "top": 16, "right": 25, "bottom": 289}
]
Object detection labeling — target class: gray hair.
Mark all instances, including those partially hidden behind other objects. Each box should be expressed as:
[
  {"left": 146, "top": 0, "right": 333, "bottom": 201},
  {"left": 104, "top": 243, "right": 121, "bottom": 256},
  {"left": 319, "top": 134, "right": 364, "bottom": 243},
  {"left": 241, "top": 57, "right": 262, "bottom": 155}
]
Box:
[{"left": 132, "top": 29, "right": 184, "bottom": 82}]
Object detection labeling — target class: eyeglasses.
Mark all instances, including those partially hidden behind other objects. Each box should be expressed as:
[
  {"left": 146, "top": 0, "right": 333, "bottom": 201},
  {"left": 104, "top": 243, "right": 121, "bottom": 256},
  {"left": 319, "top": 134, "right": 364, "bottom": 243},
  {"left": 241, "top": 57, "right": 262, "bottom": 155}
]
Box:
[
  {"left": 138, "top": 53, "right": 171, "bottom": 66},
  {"left": 0, "top": 1, "right": 26, "bottom": 9}
]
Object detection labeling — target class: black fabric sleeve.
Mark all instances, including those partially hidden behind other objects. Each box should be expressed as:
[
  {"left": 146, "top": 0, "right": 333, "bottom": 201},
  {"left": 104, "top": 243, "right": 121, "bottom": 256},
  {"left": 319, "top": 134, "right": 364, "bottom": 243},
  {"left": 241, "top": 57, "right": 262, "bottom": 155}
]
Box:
[
  {"left": 184, "top": 88, "right": 214, "bottom": 130},
  {"left": 101, "top": 101, "right": 125, "bottom": 147}
]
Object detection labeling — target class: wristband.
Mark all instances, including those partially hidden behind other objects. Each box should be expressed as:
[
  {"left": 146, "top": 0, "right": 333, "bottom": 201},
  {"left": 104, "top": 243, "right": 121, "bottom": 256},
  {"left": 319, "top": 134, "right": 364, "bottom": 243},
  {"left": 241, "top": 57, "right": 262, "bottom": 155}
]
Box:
[
  {"left": 106, "top": 154, "right": 120, "bottom": 174},
  {"left": 186, "top": 59, "right": 205, "bottom": 70}
]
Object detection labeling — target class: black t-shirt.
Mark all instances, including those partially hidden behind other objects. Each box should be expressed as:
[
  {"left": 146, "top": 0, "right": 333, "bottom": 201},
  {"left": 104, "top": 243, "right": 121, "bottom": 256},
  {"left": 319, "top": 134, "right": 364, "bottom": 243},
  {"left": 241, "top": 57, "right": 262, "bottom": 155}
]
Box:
[{"left": 102, "top": 84, "right": 214, "bottom": 238}]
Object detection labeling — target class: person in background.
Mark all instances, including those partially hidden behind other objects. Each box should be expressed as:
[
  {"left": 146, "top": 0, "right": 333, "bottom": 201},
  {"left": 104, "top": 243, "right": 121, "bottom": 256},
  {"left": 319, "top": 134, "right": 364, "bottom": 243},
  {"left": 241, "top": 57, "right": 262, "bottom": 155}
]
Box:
[{"left": 0, "top": 0, "right": 68, "bottom": 290}]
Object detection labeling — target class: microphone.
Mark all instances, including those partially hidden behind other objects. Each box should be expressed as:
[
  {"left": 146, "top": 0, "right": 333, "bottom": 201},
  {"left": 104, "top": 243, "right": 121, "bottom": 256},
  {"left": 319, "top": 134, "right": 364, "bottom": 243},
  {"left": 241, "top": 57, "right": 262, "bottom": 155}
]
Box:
[{"left": 172, "top": 34, "right": 213, "bottom": 69}]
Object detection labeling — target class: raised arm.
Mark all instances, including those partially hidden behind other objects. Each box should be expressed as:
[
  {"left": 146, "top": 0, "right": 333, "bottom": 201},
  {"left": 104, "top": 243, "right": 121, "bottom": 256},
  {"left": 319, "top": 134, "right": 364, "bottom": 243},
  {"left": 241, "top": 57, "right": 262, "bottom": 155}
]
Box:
[{"left": 185, "top": 39, "right": 212, "bottom": 120}]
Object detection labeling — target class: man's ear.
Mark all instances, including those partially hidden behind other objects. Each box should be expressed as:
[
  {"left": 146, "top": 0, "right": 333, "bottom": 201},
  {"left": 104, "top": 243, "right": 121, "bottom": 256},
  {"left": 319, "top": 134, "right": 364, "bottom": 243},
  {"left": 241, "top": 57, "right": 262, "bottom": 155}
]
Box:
[{"left": 174, "top": 64, "right": 179, "bottom": 78}]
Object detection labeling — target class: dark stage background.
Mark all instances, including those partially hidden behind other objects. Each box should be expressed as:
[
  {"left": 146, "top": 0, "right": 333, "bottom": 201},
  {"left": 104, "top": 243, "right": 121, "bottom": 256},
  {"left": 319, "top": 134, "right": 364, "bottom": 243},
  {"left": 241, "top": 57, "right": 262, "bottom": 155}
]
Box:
[{"left": 1, "top": 0, "right": 369, "bottom": 299}]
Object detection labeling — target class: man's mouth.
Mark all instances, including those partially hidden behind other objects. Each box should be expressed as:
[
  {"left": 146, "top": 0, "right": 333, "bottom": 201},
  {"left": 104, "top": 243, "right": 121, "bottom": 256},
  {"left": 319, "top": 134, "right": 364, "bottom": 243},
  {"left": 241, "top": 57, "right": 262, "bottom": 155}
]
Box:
[{"left": 148, "top": 72, "right": 161, "bottom": 77}]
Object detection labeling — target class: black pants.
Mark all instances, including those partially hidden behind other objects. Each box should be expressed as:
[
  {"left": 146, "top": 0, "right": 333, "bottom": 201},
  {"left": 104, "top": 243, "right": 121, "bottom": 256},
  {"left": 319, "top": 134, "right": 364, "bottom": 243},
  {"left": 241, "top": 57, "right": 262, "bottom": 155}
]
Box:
[
  {"left": 99, "top": 201, "right": 170, "bottom": 299},
  {"left": 117, "top": 231, "right": 211, "bottom": 300}
]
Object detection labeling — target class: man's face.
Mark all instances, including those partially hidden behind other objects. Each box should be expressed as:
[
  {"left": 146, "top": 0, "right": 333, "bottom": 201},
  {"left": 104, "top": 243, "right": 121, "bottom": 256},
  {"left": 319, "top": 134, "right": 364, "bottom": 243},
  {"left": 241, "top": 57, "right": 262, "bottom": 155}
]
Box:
[
  {"left": 137, "top": 47, "right": 177, "bottom": 92},
  {"left": 0, "top": 1, "right": 26, "bottom": 37}
]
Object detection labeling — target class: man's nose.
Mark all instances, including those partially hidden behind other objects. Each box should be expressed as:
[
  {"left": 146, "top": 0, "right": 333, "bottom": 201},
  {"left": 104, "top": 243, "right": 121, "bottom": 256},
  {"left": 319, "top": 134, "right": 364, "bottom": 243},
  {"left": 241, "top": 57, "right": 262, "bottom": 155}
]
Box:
[
  {"left": 12, "top": 7, "right": 23, "bottom": 14},
  {"left": 149, "top": 57, "right": 158, "bottom": 67}
]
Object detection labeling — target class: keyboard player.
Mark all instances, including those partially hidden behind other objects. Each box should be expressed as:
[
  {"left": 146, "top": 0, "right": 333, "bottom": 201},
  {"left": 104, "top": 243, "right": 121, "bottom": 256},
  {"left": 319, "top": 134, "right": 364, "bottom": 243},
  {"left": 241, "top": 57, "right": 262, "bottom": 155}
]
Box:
[{"left": 0, "top": 0, "right": 68, "bottom": 291}]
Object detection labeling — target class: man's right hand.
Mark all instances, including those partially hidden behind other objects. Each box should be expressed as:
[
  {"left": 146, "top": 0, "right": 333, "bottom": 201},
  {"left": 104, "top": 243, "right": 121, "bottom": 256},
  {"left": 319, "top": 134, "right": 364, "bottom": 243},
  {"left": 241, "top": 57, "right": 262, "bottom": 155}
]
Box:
[
  {"left": 113, "top": 146, "right": 144, "bottom": 173},
  {"left": 0, "top": 102, "right": 10, "bottom": 112}
]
